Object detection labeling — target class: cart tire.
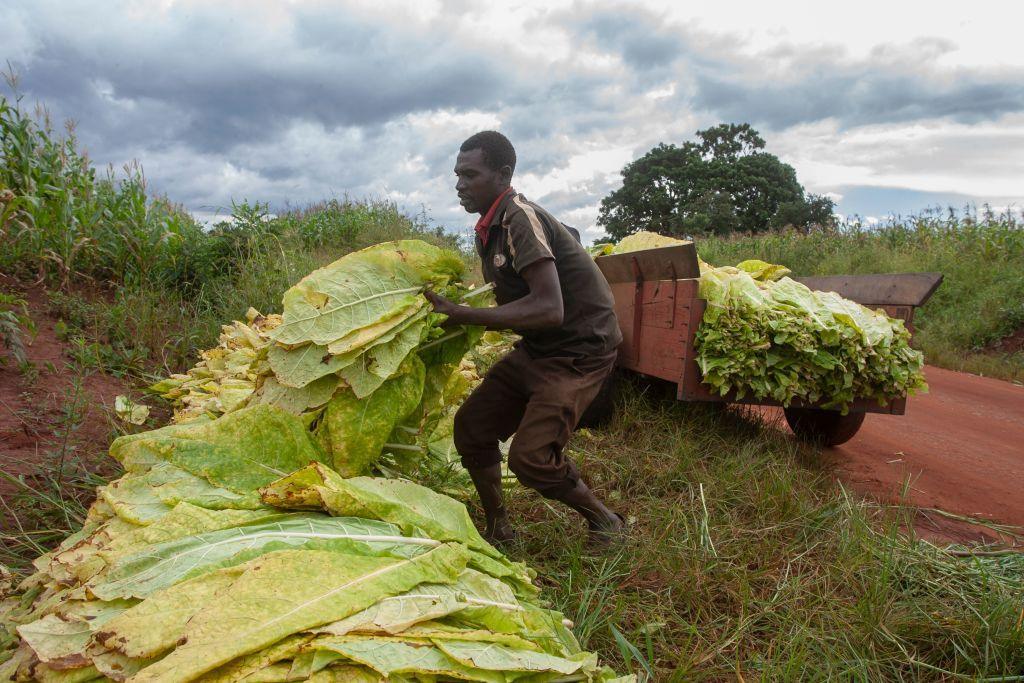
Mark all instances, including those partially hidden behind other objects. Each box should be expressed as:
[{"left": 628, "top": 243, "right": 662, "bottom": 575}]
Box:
[
  {"left": 784, "top": 407, "right": 865, "bottom": 446},
  {"left": 576, "top": 371, "right": 619, "bottom": 430}
]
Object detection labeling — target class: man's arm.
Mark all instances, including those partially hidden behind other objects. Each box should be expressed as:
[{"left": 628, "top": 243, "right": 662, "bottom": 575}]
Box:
[{"left": 424, "top": 259, "right": 563, "bottom": 330}]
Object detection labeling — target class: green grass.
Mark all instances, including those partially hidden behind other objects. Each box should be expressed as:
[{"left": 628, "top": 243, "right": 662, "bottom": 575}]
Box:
[
  {"left": 696, "top": 216, "right": 1024, "bottom": 382},
  {"left": 497, "top": 384, "right": 1024, "bottom": 679}
]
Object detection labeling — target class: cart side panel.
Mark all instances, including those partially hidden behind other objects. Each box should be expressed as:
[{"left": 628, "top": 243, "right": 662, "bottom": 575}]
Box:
[{"left": 611, "top": 278, "right": 700, "bottom": 383}]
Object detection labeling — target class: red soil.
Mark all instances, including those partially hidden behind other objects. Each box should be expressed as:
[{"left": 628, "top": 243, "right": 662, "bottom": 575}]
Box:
[
  {"left": 0, "top": 284, "right": 126, "bottom": 508},
  {"left": 773, "top": 365, "right": 1024, "bottom": 546}
]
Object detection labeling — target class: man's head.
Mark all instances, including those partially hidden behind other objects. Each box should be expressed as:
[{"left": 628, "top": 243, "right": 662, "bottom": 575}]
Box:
[{"left": 455, "top": 131, "right": 516, "bottom": 214}]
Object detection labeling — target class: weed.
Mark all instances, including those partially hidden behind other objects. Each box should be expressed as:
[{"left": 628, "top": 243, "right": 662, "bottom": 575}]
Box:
[{"left": 0, "top": 292, "right": 35, "bottom": 368}]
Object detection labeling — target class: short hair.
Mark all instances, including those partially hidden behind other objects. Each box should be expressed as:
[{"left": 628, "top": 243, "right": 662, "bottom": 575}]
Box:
[{"left": 460, "top": 131, "right": 516, "bottom": 174}]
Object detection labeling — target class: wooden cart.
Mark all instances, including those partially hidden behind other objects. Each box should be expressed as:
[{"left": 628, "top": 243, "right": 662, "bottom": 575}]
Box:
[{"left": 592, "top": 243, "right": 942, "bottom": 445}]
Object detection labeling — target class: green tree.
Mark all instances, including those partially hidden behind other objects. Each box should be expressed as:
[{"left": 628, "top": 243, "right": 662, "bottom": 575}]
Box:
[{"left": 598, "top": 124, "right": 834, "bottom": 239}]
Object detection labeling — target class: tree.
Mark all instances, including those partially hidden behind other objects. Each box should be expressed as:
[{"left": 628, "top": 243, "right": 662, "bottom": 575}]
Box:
[{"left": 598, "top": 124, "right": 831, "bottom": 239}]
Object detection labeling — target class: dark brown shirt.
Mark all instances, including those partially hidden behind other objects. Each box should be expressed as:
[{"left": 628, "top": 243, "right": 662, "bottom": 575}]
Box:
[{"left": 475, "top": 191, "right": 622, "bottom": 358}]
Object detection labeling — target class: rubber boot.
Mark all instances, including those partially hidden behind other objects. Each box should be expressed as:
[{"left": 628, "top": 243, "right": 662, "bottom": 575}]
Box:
[
  {"left": 468, "top": 465, "right": 517, "bottom": 545},
  {"left": 554, "top": 479, "right": 625, "bottom": 546}
]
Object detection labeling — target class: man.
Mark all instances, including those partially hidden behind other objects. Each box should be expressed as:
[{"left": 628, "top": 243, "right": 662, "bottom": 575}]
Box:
[{"left": 424, "top": 131, "right": 625, "bottom": 545}]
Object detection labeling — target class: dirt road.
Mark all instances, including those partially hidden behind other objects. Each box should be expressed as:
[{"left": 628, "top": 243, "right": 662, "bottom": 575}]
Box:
[{"left": 796, "top": 366, "right": 1024, "bottom": 544}]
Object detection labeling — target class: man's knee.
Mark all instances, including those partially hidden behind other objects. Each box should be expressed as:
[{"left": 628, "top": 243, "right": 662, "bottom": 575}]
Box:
[
  {"left": 453, "top": 402, "right": 480, "bottom": 453},
  {"left": 507, "top": 444, "right": 577, "bottom": 499},
  {"left": 454, "top": 401, "right": 501, "bottom": 470}
]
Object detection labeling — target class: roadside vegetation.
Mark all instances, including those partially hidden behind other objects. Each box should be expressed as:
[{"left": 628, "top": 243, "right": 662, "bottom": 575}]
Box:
[{"left": 2, "top": 89, "right": 1023, "bottom": 678}]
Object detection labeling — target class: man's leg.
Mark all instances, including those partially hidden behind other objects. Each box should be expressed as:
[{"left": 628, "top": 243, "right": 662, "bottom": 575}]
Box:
[
  {"left": 453, "top": 349, "right": 530, "bottom": 543},
  {"left": 506, "top": 352, "right": 624, "bottom": 542}
]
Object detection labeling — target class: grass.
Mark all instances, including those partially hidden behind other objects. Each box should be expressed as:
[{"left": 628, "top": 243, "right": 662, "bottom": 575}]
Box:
[
  {"left": 498, "top": 383, "right": 1024, "bottom": 679},
  {"left": 696, "top": 213, "right": 1024, "bottom": 382}
]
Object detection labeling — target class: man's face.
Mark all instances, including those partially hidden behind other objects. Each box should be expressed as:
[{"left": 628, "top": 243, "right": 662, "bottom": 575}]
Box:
[{"left": 454, "top": 148, "right": 510, "bottom": 214}]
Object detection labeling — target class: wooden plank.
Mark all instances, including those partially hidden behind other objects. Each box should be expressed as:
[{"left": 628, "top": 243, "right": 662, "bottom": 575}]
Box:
[
  {"left": 793, "top": 272, "right": 943, "bottom": 307},
  {"left": 609, "top": 281, "right": 638, "bottom": 366},
  {"left": 594, "top": 244, "right": 700, "bottom": 284},
  {"left": 612, "top": 279, "right": 697, "bottom": 382}
]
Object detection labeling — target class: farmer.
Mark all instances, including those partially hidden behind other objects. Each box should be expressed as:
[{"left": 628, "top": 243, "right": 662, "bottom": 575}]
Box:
[{"left": 424, "top": 131, "right": 625, "bottom": 545}]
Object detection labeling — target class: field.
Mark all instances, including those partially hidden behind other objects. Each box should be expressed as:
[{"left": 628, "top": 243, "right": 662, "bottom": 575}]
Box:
[{"left": 2, "top": 93, "right": 1023, "bottom": 679}]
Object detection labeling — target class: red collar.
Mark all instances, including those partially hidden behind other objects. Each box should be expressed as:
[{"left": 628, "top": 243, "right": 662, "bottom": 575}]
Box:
[{"left": 474, "top": 187, "right": 514, "bottom": 247}]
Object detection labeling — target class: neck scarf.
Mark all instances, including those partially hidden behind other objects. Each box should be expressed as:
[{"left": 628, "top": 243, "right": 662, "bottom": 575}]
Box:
[{"left": 474, "top": 187, "right": 514, "bottom": 247}]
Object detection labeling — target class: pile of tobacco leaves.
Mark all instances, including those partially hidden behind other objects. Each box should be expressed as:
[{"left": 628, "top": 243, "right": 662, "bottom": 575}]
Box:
[{"left": 0, "top": 241, "right": 632, "bottom": 682}]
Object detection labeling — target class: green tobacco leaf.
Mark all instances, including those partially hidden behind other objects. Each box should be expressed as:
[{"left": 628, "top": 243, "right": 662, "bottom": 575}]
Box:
[
  {"left": 90, "top": 514, "right": 441, "bottom": 601},
  {"left": 95, "top": 565, "right": 247, "bottom": 659},
  {"left": 314, "top": 584, "right": 466, "bottom": 637},
  {"left": 272, "top": 241, "right": 462, "bottom": 347},
  {"left": 267, "top": 342, "right": 358, "bottom": 390},
  {"left": 86, "top": 641, "right": 156, "bottom": 681},
  {"left": 310, "top": 664, "right": 384, "bottom": 683},
  {"left": 693, "top": 259, "right": 926, "bottom": 412},
  {"left": 308, "top": 637, "right": 506, "bottom": 683},
  {"left": 109, "top": 405, "right": 329, "bottom": 493},
  {"left": 261, "top": 464, "right": 497, "bottom": 560},
  {"left": 399, "top": 620, "right": 538, "bottom": 650},
  {"left": 736, "top": 259, "right": 791, "bottom": 282},
  {"left": 202, "top": 634, "right": 312, "bottom": 683},
  {"left": 323, "top": 303, "right": 424, "bottom": 356},
  {"left": 17, "top": 614, "right": 92, "bottom": 669},
  {"left": 437, "top": 639, "right": 586, "bottom": 675},
  {"left": 318, "top": 356, "right": 425, "bottom": 476},
  {"left": 269, "top": 303, "right": 431, "bottom": 392},
  {"left": 258, "top": 375, "right": 339, "bottom": 414},
  {"left": 98, "top": 463, "right": 264, "bottom": 526},
  {"left": 98, "top": 504, "right": 287, "bottom": 564},
  {"left": 31, "top": 662, "right": 103, "bottom": 683},
  {"left": 114, "top": 395, "right": 149, "bottom": 425},
  {"left": 337, "top": 318, "right": 427, "bottom": 399},
  {"left": 130, "top": 543, "right": 469, "bottom": 682}
]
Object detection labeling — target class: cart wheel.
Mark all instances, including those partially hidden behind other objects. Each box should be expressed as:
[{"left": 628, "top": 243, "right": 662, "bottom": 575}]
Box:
[
  {"left": 784, "top": 407, "right": 865, "bottom": 446},
  {"left": 576, "top": 371, "right": 619, "bottom": 430}
]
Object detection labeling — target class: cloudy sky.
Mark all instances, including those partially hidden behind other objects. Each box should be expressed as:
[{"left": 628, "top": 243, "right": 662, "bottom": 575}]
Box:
[{"left": 3, "top": 0, "right": 1023, "bottom": 242}]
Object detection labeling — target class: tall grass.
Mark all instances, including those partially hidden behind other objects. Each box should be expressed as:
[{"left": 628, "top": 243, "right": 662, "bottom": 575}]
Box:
[
  {"left": 696, "top": 212, "right": 1024, "bottom": 381},
  {"left": 0, "top": 95, "right": 212, "bottom": 290},
  {"left": 1, "top": 88, "right": 463, "bottom": 375}
]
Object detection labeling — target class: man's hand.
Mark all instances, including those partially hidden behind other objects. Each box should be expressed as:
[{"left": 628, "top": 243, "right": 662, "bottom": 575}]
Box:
[
  {"left": 423, "top": 290, "right": 467, "bottom": 324},
  {"left": 423, "top": 260, "right": 563, "bottom": 331}
]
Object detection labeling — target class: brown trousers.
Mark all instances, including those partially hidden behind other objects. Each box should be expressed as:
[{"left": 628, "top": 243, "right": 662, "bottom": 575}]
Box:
[{"left": 453, "top": 347, "right": 617, "bottom": 498}]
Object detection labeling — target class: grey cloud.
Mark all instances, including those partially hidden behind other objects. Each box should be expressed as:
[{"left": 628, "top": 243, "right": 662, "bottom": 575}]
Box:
[
  {"left": 11, "top": 2, "right": 509, "bottom": 155},
  {"left": 694, "top": 65, "right": 1024, "bottom": 131},
  {"left": 571, "top": 8, "right": 682, "bottom": 69},
  {"left": 560, "top": 5, "right": 1024, "bottom": 131},
  {"left": 685, "top": 36, "right": 1024, "bottom": 130}
]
